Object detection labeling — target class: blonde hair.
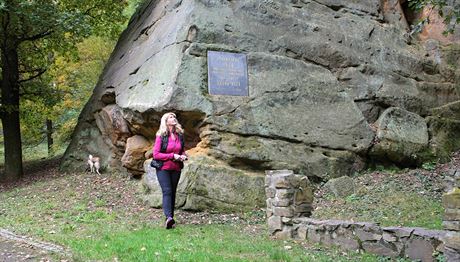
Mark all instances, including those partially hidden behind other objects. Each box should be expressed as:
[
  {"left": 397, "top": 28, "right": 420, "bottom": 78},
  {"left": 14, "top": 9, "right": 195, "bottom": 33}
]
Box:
[{"left": 156, "top": 112, "right": 184, "bottom": 136}]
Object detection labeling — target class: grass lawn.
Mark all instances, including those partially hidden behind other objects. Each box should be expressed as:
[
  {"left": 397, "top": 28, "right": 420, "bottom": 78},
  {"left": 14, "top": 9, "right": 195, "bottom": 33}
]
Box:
[
  {"left": 0, "top": 160, "right": 390, "bottom": 261},
  {"left": 2, "top": 146, "right": 453, "bottom": 261}
]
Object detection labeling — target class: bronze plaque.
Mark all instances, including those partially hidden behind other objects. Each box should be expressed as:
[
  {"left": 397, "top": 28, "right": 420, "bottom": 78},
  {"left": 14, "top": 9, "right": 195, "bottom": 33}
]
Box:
[{"left": 207, "top": 51, "right": 248, "bottom": 96}]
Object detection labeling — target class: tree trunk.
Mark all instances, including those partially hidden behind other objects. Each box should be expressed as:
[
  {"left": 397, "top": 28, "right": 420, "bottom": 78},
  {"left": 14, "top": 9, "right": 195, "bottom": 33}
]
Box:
[
  {"left": 46, "top": 119, "right": 53, "bottom": 156},
  {"left": 1, "top": 44, "right": 23, "bottom": 182}
]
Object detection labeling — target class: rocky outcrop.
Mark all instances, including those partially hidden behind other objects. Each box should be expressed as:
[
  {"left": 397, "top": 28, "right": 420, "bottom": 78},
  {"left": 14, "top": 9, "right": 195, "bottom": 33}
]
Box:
[{"left": 62, "top": 0, "right": 460, "bottom": 210}]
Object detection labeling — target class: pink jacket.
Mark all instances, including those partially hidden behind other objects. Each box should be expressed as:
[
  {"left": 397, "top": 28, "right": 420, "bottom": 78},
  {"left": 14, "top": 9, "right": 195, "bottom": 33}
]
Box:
[{"left": 153, "top": 134, "right": 184, "bottom": 171}]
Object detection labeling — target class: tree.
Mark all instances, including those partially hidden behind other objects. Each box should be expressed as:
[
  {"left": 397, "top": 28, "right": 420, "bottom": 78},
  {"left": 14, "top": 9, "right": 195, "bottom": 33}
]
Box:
[{"left": 0, "top": 0, "right": 129, "bottom": 182}]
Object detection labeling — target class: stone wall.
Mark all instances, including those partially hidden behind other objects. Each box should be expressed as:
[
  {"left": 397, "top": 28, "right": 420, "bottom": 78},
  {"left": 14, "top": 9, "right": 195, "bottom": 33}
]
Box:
[
  {"left": 294, "top": 219, "right": 446, "bottom": 261},
  {"left": 442, "top": 185, "right": 460, "bottom": 260},
  {"left": 266, "top": 170, "right": 459, "bottom": 261},
  {"left": 265, "top": 170, "right": 314, "bottom": 238}
]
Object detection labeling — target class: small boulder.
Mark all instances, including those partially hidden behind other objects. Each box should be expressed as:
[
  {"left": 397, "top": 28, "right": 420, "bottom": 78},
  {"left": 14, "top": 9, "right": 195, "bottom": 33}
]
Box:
[
  {"left": 370, "top": 107, "right": 428, "bottom": 165},
  {"left": 324, "top": 176, "right": 355, "bottom": 198},
  {"left": 121, "top": 135, "right": 152, "bottom": 175}
]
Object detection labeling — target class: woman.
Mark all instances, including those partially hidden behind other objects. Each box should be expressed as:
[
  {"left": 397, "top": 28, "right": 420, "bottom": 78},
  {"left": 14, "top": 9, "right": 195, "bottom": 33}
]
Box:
[{"left": 153, "top": 112, "right": 187, "bottom": 229}]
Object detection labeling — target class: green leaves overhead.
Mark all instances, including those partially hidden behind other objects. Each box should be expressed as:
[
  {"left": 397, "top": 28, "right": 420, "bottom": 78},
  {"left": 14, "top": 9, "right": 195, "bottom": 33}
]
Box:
[
  {"left": 0, "top": 0, "right": 130, "bottom": 105},
  {"left": 408, "top": 0, "right": 460, "bottom": 35},
  {"left": 0, "top": 0, "right": 128, "bottom": 43},
  {"left": 0, "top": 0, "right": 135, "bottom": 147}
]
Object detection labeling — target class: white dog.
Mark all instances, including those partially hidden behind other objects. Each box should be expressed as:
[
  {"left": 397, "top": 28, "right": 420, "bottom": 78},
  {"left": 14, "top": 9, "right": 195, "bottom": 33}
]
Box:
[{"left": 87, "top": 155, "right": 101, "bottom": 175}]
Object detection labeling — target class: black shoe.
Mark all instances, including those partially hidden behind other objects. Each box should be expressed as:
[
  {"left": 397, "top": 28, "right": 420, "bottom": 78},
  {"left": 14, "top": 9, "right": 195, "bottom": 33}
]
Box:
[{"left": 165, "top": 217, "right": 175, "bottom": 229}]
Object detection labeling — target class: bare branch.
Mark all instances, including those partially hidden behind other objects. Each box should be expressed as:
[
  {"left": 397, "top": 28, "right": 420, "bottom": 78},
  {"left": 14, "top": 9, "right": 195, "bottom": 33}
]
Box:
[
  {"left": 19, "top": 67, "right": 43, "bottom": 74},
  {"left": 18, "top": 68, "right": 46, "bottom": 83},
  {"left": 19, "top": 30, "right": 53, "bottom": 42}
]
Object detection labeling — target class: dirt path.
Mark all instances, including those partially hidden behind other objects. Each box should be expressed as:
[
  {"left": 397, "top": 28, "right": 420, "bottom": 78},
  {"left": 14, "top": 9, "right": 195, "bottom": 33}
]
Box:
[{"left": 0, "top": 229, "right": 67, "bottom": 262}]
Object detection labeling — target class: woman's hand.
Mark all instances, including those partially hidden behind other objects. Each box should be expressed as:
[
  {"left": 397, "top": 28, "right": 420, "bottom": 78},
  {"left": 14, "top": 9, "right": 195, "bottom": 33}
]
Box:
[
  {"left": 173, "top": 154, "right": 181, "bottom": 160},
  {"left": 179, "top": 155, "right": 188, "bottom": 161}
]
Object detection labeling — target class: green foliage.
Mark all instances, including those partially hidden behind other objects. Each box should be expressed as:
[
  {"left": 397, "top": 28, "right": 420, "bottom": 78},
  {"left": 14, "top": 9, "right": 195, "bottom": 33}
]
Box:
[
  {"left": 20, "top": 99, "right": 49, "bottom": 144},
  {"left": 0, "top": 0, "right": 135, "bottom": 172},
  {"left": 422, "top": 160, "right": 437, "bottom": 171},
  {"left": 345, "top": 193, "right": 361, "bottom": 203},
  {"left": 2, "top": 0, "right": 142, "bottom": 150},
  {"left": 46, "top": 36, "right": 115, "bottom": 147},
  {"left": 0, "top": 0, "right": 129, "bottom": 40},
  {"left": 408, "top": 0, "right": 460, "bottom": 35},
  {"left": 123, "top": 0, "right": 145, "bottom": 24},
  {"left": 17, "top": 35, "right": 115, "bottom": 147},
  {"left": 434, "top": 252, "right": 447, "bottom": 262}
]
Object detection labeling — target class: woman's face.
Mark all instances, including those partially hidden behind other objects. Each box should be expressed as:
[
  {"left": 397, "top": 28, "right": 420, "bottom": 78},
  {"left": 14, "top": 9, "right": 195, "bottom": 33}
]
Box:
[{"left": 166, "top": 114, "right": 177, "bottom": 127}]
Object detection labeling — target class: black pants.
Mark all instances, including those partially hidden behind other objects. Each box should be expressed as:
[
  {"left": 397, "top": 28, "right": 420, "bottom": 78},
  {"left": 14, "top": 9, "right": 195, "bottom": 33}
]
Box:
[{"left": 156, "top": 169, "right": 181, "bottom": 218}]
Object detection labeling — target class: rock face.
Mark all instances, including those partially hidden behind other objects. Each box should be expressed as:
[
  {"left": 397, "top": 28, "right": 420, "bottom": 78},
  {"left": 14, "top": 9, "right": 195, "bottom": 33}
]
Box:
[{"left": 62, "top": 0, "right": 460, "bottom": 211}]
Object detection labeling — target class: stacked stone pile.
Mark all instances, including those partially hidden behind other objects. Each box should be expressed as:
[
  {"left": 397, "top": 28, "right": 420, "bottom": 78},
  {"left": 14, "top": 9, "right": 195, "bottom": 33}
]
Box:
[
  {"left": 443, "top": 180, "right": 460, "bottom": 261},
  {"left": 445, "top": 167, "right": 460, "bottom": 192},
  {"left": 265, "top": 170, "right": 314, "bottom": 239}
]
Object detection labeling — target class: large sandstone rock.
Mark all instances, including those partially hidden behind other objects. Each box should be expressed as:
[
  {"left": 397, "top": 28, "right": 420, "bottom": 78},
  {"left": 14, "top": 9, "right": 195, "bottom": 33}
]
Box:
[
  {"left": 62, "top": 0, "right": 460, "bottom": 210},
  {"left": 371, "top": 107, "right": 429, "bottom": 164}
]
